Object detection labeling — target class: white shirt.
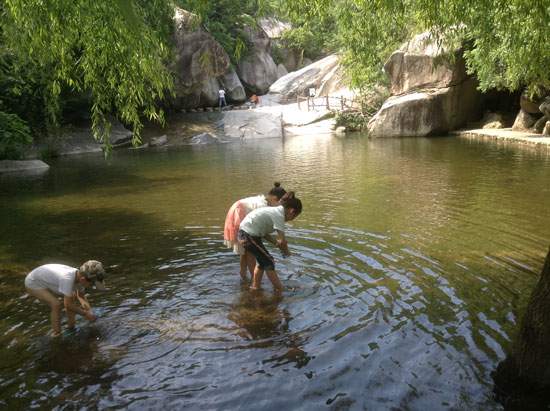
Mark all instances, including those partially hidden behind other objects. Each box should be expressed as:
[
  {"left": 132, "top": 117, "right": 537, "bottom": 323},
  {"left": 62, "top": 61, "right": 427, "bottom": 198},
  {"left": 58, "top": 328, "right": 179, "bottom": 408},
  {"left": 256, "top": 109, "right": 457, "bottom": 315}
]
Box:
[
  {"left": 219, "top": 89, "right": 226, "bottom": 98},
  {"left": 25, "top": 264, "right": 84, "bottom": 297},
  {"left": 239, "top": 195, "right": 267, "bottom": 213},
  {"left": 240, "top": 205, "right": 285, "bottom": 237}
]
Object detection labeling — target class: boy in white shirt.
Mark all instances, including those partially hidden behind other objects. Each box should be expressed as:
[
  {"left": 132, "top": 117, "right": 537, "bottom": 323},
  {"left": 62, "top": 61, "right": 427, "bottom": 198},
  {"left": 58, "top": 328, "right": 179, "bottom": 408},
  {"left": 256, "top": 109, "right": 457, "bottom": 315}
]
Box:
[{"left": 24, "top": 260, "right": 106, "bottom": 336}]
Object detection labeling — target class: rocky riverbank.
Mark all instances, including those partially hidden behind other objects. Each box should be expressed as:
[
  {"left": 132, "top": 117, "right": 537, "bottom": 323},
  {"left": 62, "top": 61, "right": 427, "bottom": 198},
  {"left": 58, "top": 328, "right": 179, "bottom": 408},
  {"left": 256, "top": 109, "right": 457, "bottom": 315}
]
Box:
[{"left": 451, "top": 128, "right": 550, "bottom": 150}]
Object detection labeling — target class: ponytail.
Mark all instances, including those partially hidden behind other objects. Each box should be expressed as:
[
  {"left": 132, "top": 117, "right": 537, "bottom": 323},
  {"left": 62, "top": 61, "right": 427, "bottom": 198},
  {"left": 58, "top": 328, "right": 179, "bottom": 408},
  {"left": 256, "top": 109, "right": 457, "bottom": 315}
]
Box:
[
  {"left": 268, "top": 181, "right": 287, "bottom": 200},
  {"left": 281, "top": 191, "right": 302, "bottom": 216}
]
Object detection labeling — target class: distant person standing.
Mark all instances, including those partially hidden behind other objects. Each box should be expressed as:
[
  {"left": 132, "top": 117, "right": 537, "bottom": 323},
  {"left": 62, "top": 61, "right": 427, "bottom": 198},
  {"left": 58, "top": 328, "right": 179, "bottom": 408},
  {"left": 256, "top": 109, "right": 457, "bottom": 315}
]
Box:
[
  {"left": 219, "top": 88, "right": 227, "bottom": 107},
  {"left": 251, "top": 94, "right": 259, "bottom": 107}
]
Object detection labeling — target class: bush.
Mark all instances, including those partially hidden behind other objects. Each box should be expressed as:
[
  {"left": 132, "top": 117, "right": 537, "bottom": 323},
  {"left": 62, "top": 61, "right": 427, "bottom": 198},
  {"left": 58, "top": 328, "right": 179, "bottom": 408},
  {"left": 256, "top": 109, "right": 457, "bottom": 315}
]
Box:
[
  {"left": 0, "top": 111, "right": 33, "bottom": 160},
  {"left": 270, "top": 41, "right": 286, "bottom": 65},
  {"left": 332, "top": 110, "right": 368, "bottom": 130}
]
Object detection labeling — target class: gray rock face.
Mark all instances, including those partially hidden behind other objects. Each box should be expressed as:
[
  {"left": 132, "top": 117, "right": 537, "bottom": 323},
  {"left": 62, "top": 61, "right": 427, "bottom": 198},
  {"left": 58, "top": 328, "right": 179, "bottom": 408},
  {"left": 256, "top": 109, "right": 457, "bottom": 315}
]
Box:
[
  {"left": 481, "top": 112, "right": 506, "bottom": 129},
  {"left": 269, "top": 55, "right": 348, "bottom": 98},
  {"left": 258, "top": 18, "right": 291, "bottom": 38},
  {"left": 222, "top": 110, "right": 282, "bottom": 139},
  {"left": 172, "top": 8, "right": 230, "bottom": 108},
  {"left": 0, "top": 160, "right": 50, "bottom": 173},
  {"left": 200, "top": 78, "right": 220, "bottom": 107},
  {"left": 520, "top": 91, "right": 543, "bottom": 114},
  {"left": 368, "top": 80, "right": 479, "bottom": 137},
  {"left": 539, "top": 96, "right": 550, "bottom": 118},
  {"left": 236, "top": 26, "right": 279, "bottom": 94},
  {"left": 276, "top": 63, "right": 288, "bottom": 79},
  {"left": 512, "top": 109, "right": 538, "bottom": 131},
  {"left": 533, "top": 115, "right": 548, "bottom": 133},
  {"left": 219, "top": 69, "right": 246, "bottom": 102},
  {"left": 368, "top": 31, "right": 482, "bottom": 137},
  {"left": 384, "top": 32, "right": 469, "bottom": 96},
  {"left": 281, "top": 49, "right": 304, "bottom": 73}
]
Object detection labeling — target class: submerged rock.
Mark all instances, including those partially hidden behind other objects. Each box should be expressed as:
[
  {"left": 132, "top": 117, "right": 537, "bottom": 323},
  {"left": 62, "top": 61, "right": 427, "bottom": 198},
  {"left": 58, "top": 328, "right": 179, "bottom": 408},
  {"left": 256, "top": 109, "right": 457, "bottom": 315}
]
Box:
[{"left": 0, "top": 160, "right": 50, "bottom": 173}]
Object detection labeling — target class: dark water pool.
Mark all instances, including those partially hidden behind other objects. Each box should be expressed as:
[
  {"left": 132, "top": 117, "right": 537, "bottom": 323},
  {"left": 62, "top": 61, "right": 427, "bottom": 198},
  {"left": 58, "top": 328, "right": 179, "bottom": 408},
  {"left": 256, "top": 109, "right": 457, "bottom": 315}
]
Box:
[{"left": 1, "top": 134, "right": 549, "bottom": 409}]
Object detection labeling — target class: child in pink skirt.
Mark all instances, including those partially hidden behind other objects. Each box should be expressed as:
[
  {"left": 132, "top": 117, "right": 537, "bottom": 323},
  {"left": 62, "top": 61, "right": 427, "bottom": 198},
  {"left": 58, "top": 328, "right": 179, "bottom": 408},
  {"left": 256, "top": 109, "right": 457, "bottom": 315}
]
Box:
[{"left": 224, "top": 182, "right": 286, "bottom": 279}]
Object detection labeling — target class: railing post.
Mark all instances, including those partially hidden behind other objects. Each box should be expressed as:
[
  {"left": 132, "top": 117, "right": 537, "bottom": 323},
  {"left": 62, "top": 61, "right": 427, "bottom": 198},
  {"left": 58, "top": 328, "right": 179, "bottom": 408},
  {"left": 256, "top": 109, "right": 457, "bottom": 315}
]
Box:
[
  {"left": 341, "top": 96, "right": 344, "bottom": 111},
  {"left": 307, "top": 97, "right": 310, "bottom": 112},
  {"left": 326, "top": 95, "right": 329, "bottom": 110}
]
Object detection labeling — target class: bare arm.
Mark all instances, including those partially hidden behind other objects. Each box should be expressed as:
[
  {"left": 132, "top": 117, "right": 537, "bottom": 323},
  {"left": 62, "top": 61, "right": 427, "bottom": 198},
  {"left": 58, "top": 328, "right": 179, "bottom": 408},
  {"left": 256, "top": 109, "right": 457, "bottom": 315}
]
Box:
[
  {"left": 276, "top": 230, "right": 290, "bottom": 255},
  {"left": 64, "top": 295, "right": 97, "bottom": 322},
  {"left": 76, "top": 289, "right": 92, "bottom": 311},
  {"left": 263, "top": 234, "right": 277, "bottom": 246}
]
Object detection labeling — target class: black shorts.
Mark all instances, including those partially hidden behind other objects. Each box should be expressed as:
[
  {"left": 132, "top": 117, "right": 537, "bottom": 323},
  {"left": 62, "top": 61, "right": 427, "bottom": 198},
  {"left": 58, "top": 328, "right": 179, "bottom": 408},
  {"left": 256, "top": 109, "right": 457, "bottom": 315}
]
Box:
[{"left": 238, "top": 230, "right": 275, "bottom": 271}]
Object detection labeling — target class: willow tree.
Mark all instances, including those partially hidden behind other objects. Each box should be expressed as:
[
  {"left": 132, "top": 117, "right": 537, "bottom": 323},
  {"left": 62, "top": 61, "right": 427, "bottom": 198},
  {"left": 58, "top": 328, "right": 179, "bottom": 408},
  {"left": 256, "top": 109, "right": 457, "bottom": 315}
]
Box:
[
  {"left": 2, "top": 0, "right": 175, "bottom": 150},
  {"left": 281, "top": 0, "right": 550, "bottom": 95}
]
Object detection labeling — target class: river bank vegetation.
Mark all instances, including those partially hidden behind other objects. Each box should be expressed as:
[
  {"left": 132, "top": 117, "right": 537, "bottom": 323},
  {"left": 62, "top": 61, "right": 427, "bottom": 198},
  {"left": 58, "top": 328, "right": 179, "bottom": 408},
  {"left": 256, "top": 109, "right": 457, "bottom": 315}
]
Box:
[{"left": 2, "top": 0, "right": 550, "bottom": 160}]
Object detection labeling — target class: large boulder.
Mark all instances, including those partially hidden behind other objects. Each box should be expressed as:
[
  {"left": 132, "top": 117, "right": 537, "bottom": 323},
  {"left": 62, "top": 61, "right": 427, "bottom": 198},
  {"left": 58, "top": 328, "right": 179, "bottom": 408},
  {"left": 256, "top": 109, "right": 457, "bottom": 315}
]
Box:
[
  {"left": 269, "top": 55, "right": 349, "bottom": 98},
  {"left": 368, "top": 80, "right": 479, "bottom": 137},
  {"left": 512, "top": 109, "right": 538, "bottom": 131},
  {"left": 281, "top": 49, "right": 304, "bottom": 73},
  {"left": 520, "top": 90, "right": 544, "bottom": 114},
  {"left": 172, "top": 8, "right": 230, "bottom": 108},
  {"left": 219, "top": 69, "right": 246, "bottom": 102},
  {"left": 199, "top": 78, "right": 220, "bottom": 107},
  {"left": 384, "top": 32, "right": 469, "bottom": 96},
  {"left": 368, "top": 31, "right": 482, "bottom": 137},
  {"left": 258, "top": 18, "right": 291, "bottom": 38},
  {"left": 236, "top": 26, "right": 279, "bottom": 95}
]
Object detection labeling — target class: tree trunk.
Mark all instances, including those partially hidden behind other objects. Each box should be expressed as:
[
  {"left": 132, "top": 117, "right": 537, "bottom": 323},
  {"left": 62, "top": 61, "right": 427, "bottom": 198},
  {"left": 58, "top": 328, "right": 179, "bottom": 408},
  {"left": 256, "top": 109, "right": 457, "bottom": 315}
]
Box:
[{"left": 492, "top": 247, "right": 550, "bottom": 407}]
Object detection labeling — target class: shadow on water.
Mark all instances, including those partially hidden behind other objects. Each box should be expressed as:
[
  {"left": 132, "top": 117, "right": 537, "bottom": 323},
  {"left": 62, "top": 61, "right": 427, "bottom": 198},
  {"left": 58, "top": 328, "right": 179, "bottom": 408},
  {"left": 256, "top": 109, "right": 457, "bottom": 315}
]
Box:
[{"left": 227, "top": 287, "right": 313, "bottom": 370}]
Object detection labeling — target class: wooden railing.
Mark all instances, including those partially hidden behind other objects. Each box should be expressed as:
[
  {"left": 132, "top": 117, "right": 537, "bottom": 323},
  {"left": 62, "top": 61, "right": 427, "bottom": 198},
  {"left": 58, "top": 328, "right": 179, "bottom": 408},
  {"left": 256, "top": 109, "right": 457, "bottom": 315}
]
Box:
[{"left": 296, "top": 95, "right": 377, "bottom": 116}]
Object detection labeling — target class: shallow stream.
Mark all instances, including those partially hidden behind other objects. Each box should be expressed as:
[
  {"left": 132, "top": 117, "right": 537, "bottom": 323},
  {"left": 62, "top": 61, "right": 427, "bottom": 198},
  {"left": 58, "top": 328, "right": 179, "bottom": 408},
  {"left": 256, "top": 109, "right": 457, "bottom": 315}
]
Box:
[{"left": 1, "top": 134, "right": 549, "bottom": 409}]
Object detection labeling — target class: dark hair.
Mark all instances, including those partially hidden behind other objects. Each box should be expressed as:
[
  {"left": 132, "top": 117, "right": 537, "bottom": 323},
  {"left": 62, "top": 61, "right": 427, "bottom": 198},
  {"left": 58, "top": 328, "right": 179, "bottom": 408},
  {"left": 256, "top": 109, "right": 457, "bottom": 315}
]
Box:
[
  {"left": 280, "top": 191, "right": 302, "bottom": 216},
  {"left": 268, "top": 182, "right": 286, "bottom": 200}
]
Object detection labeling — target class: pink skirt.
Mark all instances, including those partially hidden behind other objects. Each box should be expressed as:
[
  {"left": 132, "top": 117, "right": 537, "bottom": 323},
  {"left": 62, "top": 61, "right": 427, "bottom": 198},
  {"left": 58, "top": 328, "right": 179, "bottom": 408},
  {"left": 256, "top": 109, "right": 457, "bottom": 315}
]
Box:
[{"left": 223, "top": 201, "right": 247, "bottom": 254}]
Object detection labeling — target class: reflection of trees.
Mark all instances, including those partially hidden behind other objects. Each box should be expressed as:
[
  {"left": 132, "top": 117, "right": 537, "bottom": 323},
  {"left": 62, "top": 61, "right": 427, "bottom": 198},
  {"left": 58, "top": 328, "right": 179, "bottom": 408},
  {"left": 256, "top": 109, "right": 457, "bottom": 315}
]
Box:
[{"left": 227, "top": 289, "right": 312, "bottom": 369}]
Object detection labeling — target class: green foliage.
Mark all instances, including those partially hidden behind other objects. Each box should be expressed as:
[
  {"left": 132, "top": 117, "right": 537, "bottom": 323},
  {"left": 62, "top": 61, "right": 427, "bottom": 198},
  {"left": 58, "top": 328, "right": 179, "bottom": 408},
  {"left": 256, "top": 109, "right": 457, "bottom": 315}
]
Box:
[
  {"left": 282, "top": 0, "right": 550, "bottom": 95},
  {"left": 0, "top": 111, "right": 33, "bottom": 160},
  {"left": 270, "top": 41, "right": 286, "bottom": 65},
  {"left": 332, "top": 110, "right": 368, "bottom": 130},
  {"left": 175, "top": 0, "right": 273, "bottom": 67},
  {"left": 2, "top": 0, "right": 175, "bottom": 153},
  {"left": 0, "top": 54, "right": 49, "bottom": 135},
  {"left": 281, "top": 27, "right": 320, "bottom": 59}
]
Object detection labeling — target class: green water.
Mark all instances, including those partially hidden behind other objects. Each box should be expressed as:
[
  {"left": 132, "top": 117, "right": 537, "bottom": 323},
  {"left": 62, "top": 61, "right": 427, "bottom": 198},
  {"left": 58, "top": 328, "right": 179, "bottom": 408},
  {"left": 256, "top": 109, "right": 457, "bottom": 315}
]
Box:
[{"left": 1, "top": 134, "right": 549, "bottom": 409}]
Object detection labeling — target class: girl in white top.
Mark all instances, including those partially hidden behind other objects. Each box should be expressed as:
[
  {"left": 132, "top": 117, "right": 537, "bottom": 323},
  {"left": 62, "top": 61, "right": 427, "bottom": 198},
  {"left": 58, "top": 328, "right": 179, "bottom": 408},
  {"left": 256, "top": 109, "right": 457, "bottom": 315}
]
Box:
[
  {"left": 224, "top": 182, "right": 286, "bottom": 279},
  {"left": 238, "top": 191, "right": 302, "bottom": 291}
]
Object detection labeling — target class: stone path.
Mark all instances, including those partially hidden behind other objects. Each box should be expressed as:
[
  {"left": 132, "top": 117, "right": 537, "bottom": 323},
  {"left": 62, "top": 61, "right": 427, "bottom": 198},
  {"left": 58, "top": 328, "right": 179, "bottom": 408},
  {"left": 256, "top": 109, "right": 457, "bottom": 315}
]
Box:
[{"left": 450, "top": 128, "right": 550, "bottom": 149}]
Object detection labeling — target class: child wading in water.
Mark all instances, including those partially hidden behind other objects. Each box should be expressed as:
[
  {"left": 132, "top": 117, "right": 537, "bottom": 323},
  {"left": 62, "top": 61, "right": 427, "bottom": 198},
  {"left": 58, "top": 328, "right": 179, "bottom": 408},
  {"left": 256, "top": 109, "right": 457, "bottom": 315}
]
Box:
[
  {"left": 238, "top": 192, "right": 302, "bottom": 291},
  {"left": 24, "top": 260, "right": 106, "bottom": 337},
  {"left": 224, "top": 183, "right": 286, "bottom": 279}
]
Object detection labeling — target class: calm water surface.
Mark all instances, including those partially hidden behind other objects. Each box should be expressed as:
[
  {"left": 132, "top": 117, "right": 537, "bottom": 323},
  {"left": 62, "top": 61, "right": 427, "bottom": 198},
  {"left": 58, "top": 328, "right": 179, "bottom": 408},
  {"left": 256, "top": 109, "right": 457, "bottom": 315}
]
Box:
[{"left": 1, "top": 134, "right": 550, "bottom": 409}]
